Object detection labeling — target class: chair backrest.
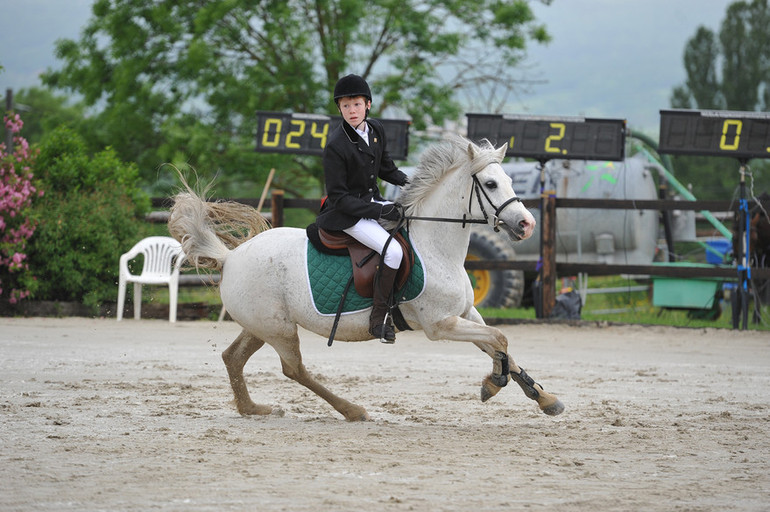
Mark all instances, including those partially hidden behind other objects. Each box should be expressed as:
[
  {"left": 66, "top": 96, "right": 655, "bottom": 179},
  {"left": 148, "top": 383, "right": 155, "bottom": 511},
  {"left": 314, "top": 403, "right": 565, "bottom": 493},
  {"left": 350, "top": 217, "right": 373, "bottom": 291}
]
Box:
[{"left": 124, "top": 236, "right": 184, "bottom": 278}]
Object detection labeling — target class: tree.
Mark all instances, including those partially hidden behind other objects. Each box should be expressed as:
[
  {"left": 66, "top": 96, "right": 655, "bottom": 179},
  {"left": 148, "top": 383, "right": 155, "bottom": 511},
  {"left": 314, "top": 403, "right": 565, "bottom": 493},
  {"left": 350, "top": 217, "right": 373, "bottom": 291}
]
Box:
[
  {"left": 42, "top": 0, "right": 551, "bottom": 193},
  {"left": 13, "top": 87, "right": 89, "bottom": 146},
  {"left": 670, "top": 27, "right": 723, "bottom": 110},
  {"left": 670, "top": 0, "right": 770, "bottom": 200}
]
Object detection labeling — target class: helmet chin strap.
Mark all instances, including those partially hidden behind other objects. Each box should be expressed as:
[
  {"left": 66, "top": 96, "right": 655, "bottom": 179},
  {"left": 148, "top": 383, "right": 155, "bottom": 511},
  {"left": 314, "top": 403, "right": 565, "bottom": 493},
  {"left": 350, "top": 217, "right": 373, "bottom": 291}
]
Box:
[{"left": 354, "top": 106, "right": 370, "bottom": 131}]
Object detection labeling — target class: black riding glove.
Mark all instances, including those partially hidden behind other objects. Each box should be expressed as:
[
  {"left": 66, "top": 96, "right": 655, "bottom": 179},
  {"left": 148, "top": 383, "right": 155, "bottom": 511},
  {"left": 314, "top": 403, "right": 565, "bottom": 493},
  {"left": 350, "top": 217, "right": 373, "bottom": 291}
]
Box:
[{"left": 380, "top": 203, "right": 403, "bottom": 221}]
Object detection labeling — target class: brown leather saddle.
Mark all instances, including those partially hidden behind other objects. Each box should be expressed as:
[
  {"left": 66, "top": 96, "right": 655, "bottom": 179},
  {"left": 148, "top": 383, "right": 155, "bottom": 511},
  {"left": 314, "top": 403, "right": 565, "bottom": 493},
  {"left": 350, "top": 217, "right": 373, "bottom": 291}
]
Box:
[{"left": 316, "top": 227, "right": 414, "bottom": 298}]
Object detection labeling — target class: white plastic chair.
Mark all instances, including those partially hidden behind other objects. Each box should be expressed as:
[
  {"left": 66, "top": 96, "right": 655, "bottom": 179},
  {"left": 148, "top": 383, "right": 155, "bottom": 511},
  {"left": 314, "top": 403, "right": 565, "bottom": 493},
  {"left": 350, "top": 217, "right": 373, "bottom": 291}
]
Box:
[{"left": 117, "top": 236, "right": 185, "bottom": 322}]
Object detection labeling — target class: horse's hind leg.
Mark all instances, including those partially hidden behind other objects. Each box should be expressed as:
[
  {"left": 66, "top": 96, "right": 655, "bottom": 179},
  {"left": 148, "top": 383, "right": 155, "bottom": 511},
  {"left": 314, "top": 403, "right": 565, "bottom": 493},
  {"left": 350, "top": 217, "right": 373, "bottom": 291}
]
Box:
[
  {"left": 273, "top": 333, "right": 370, "bottom": 422},
  {"left": 222, "top": 329, "right": 272, "bottom": 416}
]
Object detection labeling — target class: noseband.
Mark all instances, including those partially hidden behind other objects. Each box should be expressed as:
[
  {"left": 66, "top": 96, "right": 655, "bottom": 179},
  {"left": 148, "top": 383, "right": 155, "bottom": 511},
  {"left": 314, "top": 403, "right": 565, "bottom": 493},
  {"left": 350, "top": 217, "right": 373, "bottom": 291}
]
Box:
[{"left": 404, "top": 173, "right": 522, "bottom": 230}]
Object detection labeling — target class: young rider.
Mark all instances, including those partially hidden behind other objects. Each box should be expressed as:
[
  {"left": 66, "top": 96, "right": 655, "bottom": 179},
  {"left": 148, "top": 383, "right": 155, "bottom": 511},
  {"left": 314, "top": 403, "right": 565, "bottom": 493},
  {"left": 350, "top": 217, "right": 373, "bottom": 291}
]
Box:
[{"left": 316, "top": 74, "right": 409, "bottom": 343}]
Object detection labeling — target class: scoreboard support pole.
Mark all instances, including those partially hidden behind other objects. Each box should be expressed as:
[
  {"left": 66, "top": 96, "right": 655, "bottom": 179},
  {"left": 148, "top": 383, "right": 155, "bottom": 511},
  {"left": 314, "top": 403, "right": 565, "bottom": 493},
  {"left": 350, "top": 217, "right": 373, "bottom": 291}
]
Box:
[{"left": 734, "top": 161, "right": 751, "bottom": 330}]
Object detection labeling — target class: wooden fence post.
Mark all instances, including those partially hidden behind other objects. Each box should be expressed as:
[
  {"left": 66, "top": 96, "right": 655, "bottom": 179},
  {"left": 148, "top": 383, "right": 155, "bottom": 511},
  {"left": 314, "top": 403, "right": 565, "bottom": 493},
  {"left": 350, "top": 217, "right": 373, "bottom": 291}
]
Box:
[
  {"left": 541, "top": 192, "right": 557, "bottom": 317},
  {"left": 271, "top": 190, "right": 285, "bottom": 227}
]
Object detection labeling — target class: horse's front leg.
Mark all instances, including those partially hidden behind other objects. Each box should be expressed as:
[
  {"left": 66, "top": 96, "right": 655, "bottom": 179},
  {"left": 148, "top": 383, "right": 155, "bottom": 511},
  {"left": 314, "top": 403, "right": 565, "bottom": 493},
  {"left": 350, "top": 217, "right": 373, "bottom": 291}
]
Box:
[
  {"left": 457, "top": 308, "right": 512, "bottom": 400},
  {"left": 455, "top": 309, "right": 565, "bottom": 416}
]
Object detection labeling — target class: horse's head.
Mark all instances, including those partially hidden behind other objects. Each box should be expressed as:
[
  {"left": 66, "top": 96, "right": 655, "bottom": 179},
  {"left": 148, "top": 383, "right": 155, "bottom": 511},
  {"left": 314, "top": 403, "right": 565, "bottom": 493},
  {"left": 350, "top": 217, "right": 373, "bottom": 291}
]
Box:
[
  {"left": 399, "top": 135, "right": 536, "bottom": 242},
  {"left": 466, "top": 141, "right": 536, "bottom": 242}
]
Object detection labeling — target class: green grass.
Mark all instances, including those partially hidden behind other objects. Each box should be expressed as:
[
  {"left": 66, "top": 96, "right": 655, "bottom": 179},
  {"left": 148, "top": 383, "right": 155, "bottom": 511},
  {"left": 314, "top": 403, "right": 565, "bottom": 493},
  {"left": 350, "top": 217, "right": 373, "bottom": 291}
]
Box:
[
  {"left": 142, "top": 285, "right": 222, "bottom": 306},
  {"left": 479, "top": 275, "right": 770, "bottom": 331}
]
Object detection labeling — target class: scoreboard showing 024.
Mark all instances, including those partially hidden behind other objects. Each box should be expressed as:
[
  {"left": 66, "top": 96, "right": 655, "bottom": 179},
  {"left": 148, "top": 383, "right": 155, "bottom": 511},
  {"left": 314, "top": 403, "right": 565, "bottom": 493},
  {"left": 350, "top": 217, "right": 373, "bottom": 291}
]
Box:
[
  {"left": 255, "top": 111, "right": 410, "bottom": 160},
  {"left": 658, "top": 109, "right": 770, "bottom": 160},
  {"left": 466, "top": 113, "right": 627, "bottom": 162}
]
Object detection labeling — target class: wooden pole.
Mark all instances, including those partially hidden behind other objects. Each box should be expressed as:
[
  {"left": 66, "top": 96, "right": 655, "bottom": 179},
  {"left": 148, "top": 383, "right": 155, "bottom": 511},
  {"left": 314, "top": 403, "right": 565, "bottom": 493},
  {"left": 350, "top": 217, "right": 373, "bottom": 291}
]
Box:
[
  {"left": 541, "top": 191, "right": 557, "bottom": 318},
  {"left": 271, "top": 190, "right": 285, "bottom": 227},
  {"left": 256, "top": 168, "right": 276, "bottom": 212}
]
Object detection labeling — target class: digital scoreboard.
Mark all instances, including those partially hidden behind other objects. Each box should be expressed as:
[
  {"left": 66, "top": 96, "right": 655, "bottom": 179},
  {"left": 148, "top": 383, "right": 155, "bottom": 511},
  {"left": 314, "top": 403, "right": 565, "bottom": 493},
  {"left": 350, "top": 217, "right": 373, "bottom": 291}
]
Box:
[
  {"left": 658, "top": 109, "right": 770, "bottom": 160},
  {"left": 466, "top": 113, "right": 627, "bottom": 162},
  {"left": 255, "top": 111, "right": 410, "bottom": 160}
]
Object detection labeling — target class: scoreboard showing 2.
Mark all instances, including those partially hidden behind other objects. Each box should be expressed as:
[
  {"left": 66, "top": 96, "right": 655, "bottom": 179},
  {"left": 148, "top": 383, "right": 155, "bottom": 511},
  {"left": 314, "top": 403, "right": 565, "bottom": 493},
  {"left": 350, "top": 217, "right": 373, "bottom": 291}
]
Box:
[
  {"left": 658, "top": 109, "right": 770, "bottom": 160},
  {"left": 255, "top": 111, "right": 410, "bottom": 160},
  {"left": 466, "top": 113, "right": 627, "bottom": 162}
]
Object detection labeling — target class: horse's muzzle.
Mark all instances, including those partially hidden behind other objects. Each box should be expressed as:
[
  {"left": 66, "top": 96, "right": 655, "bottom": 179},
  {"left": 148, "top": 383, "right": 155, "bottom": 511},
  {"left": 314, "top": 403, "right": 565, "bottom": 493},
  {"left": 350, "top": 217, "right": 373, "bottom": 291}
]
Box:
[{"left": 496, "top": 220, "right": 526, "bottom": 242}]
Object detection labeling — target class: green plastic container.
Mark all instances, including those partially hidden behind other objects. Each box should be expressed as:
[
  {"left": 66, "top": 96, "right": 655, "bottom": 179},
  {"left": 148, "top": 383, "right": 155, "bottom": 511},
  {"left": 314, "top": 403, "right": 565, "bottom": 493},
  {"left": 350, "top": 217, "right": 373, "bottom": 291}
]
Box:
[{"left": 652, "top": 263, "right": 724, "bottom": 309}]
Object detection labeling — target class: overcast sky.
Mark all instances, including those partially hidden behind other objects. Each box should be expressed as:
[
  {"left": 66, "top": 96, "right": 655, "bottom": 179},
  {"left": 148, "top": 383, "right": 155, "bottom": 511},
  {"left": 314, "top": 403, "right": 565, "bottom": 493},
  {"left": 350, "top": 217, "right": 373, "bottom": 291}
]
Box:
[{"left": 1, "top": 0, "right": 734, "bottom": 134}]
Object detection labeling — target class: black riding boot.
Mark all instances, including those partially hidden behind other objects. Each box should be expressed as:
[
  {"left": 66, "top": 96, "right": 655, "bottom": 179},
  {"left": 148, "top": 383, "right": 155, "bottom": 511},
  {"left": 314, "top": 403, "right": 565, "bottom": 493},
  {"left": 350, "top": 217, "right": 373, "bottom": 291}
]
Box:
[{"left": 369, "top": 265, "right": 398, "bottom": 343}]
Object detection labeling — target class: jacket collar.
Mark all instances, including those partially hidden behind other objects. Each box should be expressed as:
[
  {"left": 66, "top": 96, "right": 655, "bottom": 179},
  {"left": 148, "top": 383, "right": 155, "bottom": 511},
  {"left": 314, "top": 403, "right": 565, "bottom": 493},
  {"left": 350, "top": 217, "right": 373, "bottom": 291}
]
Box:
[{"left": 341, "top": 120, "right": 375, "bottom": 154}]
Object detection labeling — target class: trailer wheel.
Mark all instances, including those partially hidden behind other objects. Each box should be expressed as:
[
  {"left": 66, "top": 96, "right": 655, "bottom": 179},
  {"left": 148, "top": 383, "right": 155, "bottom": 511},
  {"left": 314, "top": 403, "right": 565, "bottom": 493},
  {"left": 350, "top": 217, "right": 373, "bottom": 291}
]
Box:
[{"left": 466, "top": 231, "right": 524, "bottom": 308}]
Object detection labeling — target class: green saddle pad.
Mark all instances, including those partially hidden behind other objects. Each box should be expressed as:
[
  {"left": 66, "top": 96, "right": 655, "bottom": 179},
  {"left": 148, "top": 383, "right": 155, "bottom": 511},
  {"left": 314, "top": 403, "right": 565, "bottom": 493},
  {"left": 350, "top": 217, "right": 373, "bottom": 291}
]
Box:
[{"left": 306, "top": 236, "right": 425, "bottom": 316}]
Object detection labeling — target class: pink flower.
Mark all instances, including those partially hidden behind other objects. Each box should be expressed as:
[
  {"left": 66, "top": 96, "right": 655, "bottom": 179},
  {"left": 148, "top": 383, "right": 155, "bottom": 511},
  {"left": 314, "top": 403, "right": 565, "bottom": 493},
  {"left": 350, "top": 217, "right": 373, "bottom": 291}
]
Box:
[{"left": 1, "top": 113, "right": 40, "bottom": 301}]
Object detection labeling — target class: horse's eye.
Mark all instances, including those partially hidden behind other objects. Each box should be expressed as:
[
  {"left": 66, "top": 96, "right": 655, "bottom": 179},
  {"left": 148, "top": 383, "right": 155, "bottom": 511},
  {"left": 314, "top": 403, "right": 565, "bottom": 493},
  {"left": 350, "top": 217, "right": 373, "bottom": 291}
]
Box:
[{"left": 485, "top": 180, "right": 498, "bottom": 190}]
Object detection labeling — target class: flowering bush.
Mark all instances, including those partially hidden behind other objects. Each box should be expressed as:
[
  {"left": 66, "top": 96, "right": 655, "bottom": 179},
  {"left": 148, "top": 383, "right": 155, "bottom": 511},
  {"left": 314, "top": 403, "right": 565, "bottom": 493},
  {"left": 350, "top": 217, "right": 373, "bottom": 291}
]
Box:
[{"left": 0, "top": 114, "right": 42, "bottom": 303}]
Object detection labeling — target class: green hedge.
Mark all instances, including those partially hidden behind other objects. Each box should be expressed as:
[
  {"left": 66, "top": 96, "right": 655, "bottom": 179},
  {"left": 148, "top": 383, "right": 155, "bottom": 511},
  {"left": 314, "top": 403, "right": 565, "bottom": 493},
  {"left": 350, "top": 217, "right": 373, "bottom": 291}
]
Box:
[{"left": 26, "top": 127, "right": 151, "bottom": 308}]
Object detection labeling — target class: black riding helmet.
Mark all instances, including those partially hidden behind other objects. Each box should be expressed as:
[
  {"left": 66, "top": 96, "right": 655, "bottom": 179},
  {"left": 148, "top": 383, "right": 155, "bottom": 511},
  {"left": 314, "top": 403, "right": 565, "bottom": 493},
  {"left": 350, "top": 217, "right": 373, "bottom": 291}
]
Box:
[{"left": 333, "top": 74, "right": 372, "bottom": 104}]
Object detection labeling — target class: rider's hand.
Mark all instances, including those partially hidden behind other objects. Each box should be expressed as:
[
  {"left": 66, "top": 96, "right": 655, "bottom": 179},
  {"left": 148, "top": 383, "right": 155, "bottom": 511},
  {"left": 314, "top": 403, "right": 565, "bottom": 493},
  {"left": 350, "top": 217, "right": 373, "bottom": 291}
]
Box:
[{"left": 380, "top": 203, "right": 403, "bottom": 221}]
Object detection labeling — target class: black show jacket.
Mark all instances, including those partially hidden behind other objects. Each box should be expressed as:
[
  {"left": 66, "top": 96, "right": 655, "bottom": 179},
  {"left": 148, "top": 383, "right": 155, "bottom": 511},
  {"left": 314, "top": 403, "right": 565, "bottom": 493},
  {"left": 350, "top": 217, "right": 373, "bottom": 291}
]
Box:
[{"left": 316, "top": 118, "right": 408, "bottom": 231}]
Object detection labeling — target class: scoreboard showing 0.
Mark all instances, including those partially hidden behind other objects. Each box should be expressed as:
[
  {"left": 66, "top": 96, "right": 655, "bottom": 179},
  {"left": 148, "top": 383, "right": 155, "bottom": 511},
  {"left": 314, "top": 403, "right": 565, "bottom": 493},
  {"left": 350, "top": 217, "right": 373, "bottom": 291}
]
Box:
[
  {"left": 466, "top": 113, "right": 627, "bottom": 162},
  {"left": 255, "top": 111, "right": 410, "bottom": 160},
  {"left": 658, "top": 109, "right": 770, "bottom": 160}
]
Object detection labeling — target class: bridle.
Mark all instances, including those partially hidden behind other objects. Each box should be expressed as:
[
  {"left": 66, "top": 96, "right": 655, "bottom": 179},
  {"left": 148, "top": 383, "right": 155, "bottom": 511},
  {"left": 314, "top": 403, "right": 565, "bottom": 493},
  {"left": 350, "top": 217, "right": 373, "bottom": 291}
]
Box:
[{"left": 403, "top": 173, "right": 522, "bottom": 233}]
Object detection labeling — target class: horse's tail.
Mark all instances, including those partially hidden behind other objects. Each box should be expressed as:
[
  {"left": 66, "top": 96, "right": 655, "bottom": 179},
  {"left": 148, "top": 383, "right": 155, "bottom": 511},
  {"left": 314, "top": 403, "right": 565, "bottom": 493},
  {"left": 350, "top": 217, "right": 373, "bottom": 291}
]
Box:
[{"left": 167, "top": 176, "right": 270, "bottom": 272}]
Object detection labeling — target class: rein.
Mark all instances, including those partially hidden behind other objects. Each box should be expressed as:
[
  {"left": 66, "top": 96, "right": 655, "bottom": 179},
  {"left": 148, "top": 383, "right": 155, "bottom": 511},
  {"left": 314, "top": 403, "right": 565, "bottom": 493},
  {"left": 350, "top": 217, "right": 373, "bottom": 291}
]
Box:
[{"left": 404, "top": 174, "right": 521, "bottom": 232}]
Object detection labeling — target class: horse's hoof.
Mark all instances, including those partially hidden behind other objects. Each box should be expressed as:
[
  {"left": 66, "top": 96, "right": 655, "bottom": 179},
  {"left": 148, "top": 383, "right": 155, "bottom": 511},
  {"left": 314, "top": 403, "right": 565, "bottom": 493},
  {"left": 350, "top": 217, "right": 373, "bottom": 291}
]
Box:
[
  {"left": 344, "top": 407, "right": 371, "bottom": 422},
  {"left": 540, "top": 398, "right": 565, "bottom": 416},
  {"left": 481, "top": 374, "right": 504, "bottom": 402},
  {"left": 480, "top": 382, "right": 501, "bottom": 402},
  {"left": 235, "top": 400, "right": 273, "bottom": 416}
]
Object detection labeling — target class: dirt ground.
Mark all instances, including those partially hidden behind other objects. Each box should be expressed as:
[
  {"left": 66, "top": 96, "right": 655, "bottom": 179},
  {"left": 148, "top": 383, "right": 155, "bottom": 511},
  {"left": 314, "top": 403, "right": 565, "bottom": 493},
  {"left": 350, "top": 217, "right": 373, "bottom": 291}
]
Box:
[{"left": 1, "top": 317, "right": 768, "bottom": 511}]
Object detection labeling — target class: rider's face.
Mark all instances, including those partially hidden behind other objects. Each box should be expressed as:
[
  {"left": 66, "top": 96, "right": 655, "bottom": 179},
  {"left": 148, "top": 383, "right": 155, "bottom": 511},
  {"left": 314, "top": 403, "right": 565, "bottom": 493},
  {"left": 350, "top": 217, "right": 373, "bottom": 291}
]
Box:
[{"left": 338, "top": 96, "right": 370, "bottom": 129}]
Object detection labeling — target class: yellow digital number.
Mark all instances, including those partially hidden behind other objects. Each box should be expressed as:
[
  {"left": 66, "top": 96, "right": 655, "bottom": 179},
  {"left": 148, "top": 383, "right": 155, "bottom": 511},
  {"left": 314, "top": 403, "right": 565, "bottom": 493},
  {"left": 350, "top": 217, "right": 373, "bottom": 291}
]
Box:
[
  {"left": 719, "top": 119, "right": 742, "bottom": 151},
  {"left": 509, "top": 136, "right": 515, "bottom": 149},
  {"left": 286, "top": 119, "right": 305, "bottom": 148},
  {"left": 545, "top": 122, "right": 566, "bottom": 154},
  {"left": 261, "top": 118, "right": 282, "bottom": 147},
  {"left": 311, "top": 121, "right": 329, "bottom": 148}
]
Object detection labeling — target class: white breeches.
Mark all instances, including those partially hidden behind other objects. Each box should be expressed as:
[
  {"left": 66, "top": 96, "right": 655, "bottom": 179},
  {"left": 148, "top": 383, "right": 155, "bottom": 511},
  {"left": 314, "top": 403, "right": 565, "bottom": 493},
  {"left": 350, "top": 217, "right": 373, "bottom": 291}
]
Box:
[{"left": 343, "top": 205, "right": 403, "bottom": 270}]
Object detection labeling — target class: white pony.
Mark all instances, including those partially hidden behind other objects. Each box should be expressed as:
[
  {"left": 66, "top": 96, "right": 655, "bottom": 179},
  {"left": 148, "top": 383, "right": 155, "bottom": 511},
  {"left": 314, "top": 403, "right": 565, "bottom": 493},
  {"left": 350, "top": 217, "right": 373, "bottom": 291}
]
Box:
[{"left": 168, "top": 134, "right": 564, "bottom": 420}]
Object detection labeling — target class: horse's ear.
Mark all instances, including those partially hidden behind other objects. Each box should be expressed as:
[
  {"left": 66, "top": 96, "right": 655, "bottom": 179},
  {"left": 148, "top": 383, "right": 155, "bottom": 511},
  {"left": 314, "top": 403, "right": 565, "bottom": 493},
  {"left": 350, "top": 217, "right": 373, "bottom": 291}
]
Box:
[
  {"left": 497, "top": 143, "right": 508, "bottom": 162},
  {"left": 467, "top": 143, "right": 478, "bottom": 160}
]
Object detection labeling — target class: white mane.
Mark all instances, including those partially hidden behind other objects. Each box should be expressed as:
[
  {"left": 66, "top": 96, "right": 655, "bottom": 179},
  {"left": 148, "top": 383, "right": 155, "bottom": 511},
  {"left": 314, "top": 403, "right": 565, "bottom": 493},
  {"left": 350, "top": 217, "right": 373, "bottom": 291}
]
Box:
[{"left": 398, "top": 134, "right": 503, "bottom": 216}]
